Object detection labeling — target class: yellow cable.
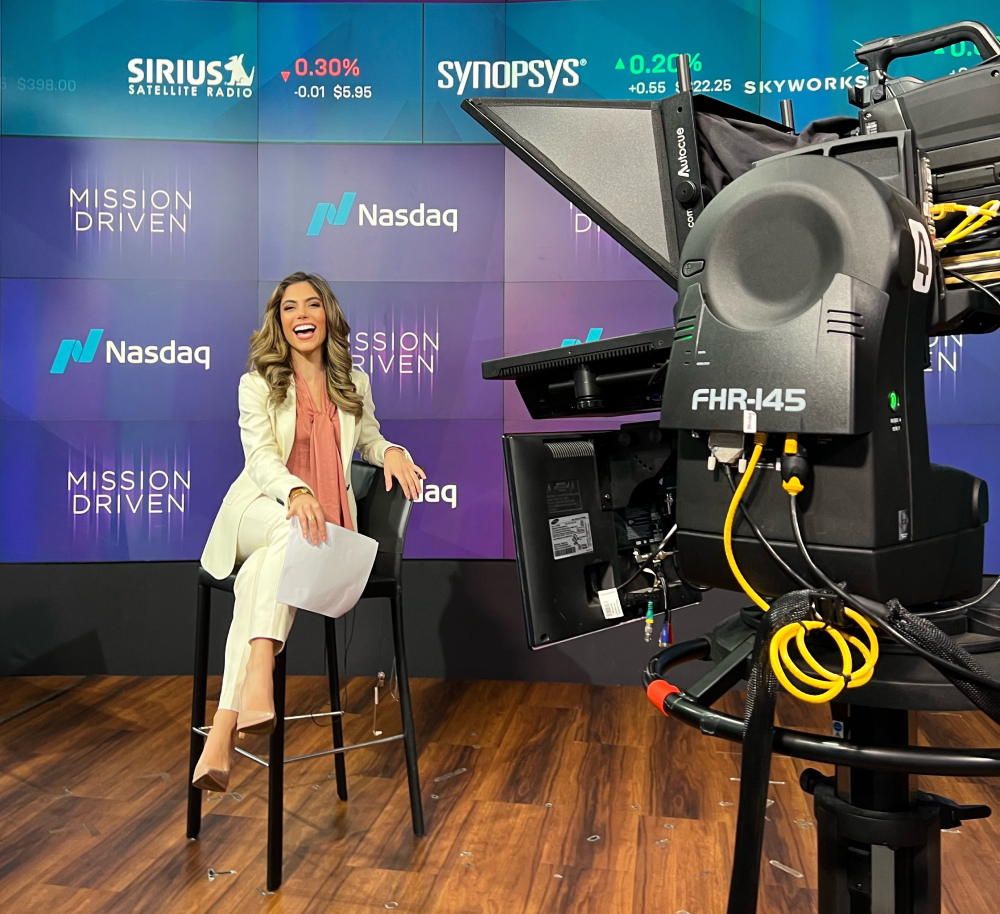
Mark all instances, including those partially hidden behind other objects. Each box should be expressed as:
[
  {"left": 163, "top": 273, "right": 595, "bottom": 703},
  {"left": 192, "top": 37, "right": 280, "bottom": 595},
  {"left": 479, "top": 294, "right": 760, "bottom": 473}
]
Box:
[
  {"left": 772, "top": 627, "right": 844, "bottom": 703},
  {"left": 723, "top": 433, "right": 769, "bottom": 611},
  {"left": 721, "top": 430, "right": 882, "bottom": 703},
  {"left": 931, "top": 201, "right": 1000, "bottom": 250},
  {"left": 769, "top": 608, "right": 879, "bottom": 703}
]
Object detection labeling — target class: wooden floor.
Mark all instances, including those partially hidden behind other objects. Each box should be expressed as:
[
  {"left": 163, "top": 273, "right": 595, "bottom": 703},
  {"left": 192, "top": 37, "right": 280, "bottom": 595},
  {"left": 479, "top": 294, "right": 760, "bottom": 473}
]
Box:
[{"left": 1, "top": 676, "right": 998, "bottom": 914}]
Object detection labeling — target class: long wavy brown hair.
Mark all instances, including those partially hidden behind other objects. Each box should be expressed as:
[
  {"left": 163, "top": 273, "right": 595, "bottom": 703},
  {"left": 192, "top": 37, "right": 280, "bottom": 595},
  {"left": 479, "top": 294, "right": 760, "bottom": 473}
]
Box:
[{"left": 249, "top": 272, "right": 364, "bottom": 418}]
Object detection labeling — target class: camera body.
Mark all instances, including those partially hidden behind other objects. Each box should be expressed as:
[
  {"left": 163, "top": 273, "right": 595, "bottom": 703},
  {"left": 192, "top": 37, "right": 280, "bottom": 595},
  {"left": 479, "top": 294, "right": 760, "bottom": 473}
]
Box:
[
  {"left": 663, "top": 152, "right": 985, "bottom": 604},
  {"left": 474, "top": 20, "right": 1000, "bottom": 644}
]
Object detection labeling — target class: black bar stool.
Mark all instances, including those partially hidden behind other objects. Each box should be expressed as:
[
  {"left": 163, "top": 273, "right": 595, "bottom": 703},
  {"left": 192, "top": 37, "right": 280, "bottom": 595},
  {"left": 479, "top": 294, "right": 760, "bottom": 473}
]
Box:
[{"left": 186, "top": 460, "right": 425, "bottom": 891}]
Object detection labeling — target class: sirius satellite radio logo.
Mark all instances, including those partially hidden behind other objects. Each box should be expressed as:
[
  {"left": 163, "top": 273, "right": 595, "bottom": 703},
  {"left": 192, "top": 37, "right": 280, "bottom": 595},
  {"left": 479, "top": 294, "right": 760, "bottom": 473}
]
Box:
[{"left": 127, "top": 54, "right": 256, "bottom": 99}]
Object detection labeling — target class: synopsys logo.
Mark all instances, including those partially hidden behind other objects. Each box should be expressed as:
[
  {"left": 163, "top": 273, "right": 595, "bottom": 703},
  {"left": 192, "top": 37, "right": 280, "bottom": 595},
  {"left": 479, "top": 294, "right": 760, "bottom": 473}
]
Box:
[
  {"left": 308, "top": 192, "right": 458, "bottom": 234},
  {"left": 691, "top": 388, "right": 806, "bottom": 412},
  {"left": 437, "top": 58, "right": 586, "bottom": 95},
  {"left": 127, "top": 54, "right": 255, "bottom": 98}
]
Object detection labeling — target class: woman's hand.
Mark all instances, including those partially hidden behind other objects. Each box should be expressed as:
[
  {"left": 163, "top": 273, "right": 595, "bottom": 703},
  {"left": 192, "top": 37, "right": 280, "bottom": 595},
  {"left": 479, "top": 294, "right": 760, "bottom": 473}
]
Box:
[
  {"left": 286, "top": 491, "right": 327, "bottom": 545},
  {"left": 383, "top": 448, "right": 426, "bottom": 500}
]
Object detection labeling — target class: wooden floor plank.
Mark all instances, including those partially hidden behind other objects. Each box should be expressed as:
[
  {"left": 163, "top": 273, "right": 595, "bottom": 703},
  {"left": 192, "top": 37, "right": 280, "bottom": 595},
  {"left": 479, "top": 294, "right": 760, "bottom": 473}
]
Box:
[
  {"left": 1, "top": 675, "right": 998, "bottom": 914},
  {"left": 347, "top": 742, "right": 490, "bottom": 874},
  {"left": 472, "top": 705, "right": 578, "bottom": 806},
  {"left": 423, "top": 800, "right": 549, "bottom": 914}
]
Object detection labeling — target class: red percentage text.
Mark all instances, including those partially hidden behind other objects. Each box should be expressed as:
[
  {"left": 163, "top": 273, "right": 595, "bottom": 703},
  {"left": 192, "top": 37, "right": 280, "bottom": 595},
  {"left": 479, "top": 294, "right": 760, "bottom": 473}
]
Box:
[{"left": 294, "top": 58, "right": 361, "bottom": 78}]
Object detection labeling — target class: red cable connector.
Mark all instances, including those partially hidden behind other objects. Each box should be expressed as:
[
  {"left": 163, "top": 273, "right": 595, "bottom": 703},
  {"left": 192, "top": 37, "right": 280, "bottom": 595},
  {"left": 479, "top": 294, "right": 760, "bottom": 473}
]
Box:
[{"left": 646, "top": 679, "right": 681, "bottom": 716}]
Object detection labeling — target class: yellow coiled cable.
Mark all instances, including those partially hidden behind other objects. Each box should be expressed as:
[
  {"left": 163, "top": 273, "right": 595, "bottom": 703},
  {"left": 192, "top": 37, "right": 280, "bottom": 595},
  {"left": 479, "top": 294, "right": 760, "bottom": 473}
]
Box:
[
  {"left": 770, "top": 609, "right": 879, "bottom": 703},
  {"left": 721, "top": 431, "right": 881, "bottom": 702}
]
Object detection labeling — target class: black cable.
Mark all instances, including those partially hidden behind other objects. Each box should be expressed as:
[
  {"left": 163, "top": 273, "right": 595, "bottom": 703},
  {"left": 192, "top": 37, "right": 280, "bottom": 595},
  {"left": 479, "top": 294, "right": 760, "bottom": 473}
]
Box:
[
  {"left": 675, "top": 558, "right": 711, "bottom": 592},
  {"left": 617, "top": 564, "right": 653, "bottom": 592},
  {"left": 723, "top": 464, "right": 813, "bottom": 590},
  {"left": 616, "top": 525, "right": 677, "bottom": 591},
  {"left": 949, "top": 575, "right": 1000, "bottom": 611},
  {"left": 943, "top": 266, "right": 1000, "bottom": 311},
  {"left": 948, "top": 230, "right": 1000, "bottom": 252},
  {"left": 787, "top": 493, "right": 1000, "bottom": 692}
]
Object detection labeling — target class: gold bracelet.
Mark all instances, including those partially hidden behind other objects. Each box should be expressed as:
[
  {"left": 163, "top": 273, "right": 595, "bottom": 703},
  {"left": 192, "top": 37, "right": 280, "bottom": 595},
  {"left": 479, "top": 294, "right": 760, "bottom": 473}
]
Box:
[{"left": 288, "top": 486, "right": 310, "bottom": 503}]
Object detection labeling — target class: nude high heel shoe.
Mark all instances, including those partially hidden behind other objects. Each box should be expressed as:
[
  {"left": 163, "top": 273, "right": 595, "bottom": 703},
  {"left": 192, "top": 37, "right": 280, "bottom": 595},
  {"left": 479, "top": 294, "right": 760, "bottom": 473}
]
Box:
[
  {"left": 236, "top": 710, "right": 276, "bottom": 737},
  {"left": 192, "top": 748, "right": 232, "bottom": 793}
]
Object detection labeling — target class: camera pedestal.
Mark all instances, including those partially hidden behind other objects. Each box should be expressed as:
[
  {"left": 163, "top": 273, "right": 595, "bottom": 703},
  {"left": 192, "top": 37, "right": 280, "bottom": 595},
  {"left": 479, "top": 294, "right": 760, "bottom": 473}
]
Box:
[
  {"left": 805, "top": 706, "right": 990, "bottom": 914},
  {"left": 646, "top": 606, "right": 1000, "bottom": 914}
]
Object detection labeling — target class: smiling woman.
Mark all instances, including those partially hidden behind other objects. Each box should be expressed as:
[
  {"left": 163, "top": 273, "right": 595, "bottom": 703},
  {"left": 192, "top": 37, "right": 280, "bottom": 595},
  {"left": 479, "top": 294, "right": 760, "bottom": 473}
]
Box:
[{"left": 191, "top": 271, "right": 425, "bottom": 793}]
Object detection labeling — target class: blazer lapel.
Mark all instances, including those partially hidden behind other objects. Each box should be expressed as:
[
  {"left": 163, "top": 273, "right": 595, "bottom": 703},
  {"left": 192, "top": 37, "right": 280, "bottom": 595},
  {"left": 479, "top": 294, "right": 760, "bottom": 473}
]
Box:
[
  {"left": 275, "top": 383, "right": 297, "bottom": 463},
  {"left": 340, "top": 407, "right": 356, "bottom": 480}
]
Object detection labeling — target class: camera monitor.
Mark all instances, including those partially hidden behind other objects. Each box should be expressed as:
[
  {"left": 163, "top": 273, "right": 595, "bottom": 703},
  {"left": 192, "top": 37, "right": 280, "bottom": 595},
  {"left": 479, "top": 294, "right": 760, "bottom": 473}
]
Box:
[{"left": 504, "top": 422, "right": 701, "bottom": 648}]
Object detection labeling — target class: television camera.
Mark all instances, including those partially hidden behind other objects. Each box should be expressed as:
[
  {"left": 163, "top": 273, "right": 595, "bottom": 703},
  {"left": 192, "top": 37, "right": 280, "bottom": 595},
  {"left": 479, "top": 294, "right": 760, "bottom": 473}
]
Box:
[{"left": 472, "top": 21, "right": 1000, "bottom": 914}]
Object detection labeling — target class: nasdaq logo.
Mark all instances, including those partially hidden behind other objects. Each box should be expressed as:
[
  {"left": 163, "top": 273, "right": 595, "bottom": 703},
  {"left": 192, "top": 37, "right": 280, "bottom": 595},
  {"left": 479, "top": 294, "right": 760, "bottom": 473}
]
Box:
[
  {"left": 307, "top": 193, "right": 357, "bottom": 235},
  {"left": 52, "top": 329, "right": 211, "bottom": 372},
  {"left": 51, "top": 329, "right": 103, "bottom": 374},
  {"left": 561, "top": 328, "right": 603, "bottom": 347},
  {"left": 412, "top": 480, "right": 458, "bottom": 508},
  {"left": 308, "top": 194, "right": 459, "bottom": 234}
]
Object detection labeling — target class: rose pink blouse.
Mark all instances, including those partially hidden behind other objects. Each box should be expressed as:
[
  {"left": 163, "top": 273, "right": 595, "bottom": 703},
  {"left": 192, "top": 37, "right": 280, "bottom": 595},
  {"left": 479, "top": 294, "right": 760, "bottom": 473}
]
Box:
[{"left": 286, "top": 372, "right": 353, "bottom": 531}]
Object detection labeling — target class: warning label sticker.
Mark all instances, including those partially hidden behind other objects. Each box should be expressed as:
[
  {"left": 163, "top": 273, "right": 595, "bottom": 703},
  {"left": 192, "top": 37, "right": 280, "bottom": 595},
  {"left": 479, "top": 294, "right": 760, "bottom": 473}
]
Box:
[
  {"left": 546, "top": 479, "right": 583, "bottom": 515},
  {"left": 549, "top": 513, "right": 594, "bottom": 561},
  {"left": 597, "top": 588, "right": 624, "bottom": 620}
]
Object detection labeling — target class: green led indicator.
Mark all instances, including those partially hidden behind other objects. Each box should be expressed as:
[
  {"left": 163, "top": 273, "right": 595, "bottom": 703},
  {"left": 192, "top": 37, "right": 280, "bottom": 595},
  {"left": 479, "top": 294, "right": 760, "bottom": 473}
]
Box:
[{"left": 889, "top": 391, "right": 900, "bottom": 411}]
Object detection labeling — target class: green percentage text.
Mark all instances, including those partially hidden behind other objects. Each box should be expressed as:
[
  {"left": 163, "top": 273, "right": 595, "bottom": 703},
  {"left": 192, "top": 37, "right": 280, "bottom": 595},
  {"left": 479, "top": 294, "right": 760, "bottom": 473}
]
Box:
[{"left": 615, "top": 52, "right": 701, "bottom": 75}]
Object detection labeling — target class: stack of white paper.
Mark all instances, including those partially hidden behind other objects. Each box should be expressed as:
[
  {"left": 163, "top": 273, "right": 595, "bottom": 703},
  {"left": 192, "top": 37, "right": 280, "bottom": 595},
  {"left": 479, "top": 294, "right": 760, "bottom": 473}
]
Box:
[{"left": 276, "top": 518, "right": 379, "bottom": 619}]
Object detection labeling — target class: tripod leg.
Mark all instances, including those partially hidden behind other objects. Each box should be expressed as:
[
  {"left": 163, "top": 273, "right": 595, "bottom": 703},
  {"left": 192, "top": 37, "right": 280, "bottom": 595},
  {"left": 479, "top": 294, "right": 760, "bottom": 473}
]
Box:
[{"left": 324, "top": 616, "right": 348, "bottom": 801}]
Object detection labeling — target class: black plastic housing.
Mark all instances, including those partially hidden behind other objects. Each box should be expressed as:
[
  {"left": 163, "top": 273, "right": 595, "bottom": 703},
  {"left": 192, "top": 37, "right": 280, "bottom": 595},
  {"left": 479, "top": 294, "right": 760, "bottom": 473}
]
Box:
[
  {"left": 660, "top": 153, "right": 986, "bottom": 603},
  {"left": 503, "top": 422, "right": 700, "bottom": 648}
]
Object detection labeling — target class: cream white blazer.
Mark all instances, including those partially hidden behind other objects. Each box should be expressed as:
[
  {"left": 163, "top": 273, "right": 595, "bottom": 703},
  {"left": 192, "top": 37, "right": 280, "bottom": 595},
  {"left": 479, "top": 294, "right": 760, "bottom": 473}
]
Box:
[{"left": 201, "top": 369, "right": 406, "bottom": 580}]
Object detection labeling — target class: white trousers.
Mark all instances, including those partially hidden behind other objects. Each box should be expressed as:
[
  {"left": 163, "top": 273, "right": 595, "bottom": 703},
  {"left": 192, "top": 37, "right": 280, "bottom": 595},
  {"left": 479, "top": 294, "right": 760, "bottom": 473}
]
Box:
[{"left": 218, "top": 495, "right": 296, "bottom": 713}]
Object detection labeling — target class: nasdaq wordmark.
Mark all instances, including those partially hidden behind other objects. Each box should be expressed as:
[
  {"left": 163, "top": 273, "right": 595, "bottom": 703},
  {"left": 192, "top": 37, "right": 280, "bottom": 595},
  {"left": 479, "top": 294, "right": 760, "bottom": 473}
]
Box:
[
  {"left": 307, "top": 194, "right": 458, "bottom": 234},
  {"left": 51, "top": 330, "right": 211, "bottom": 373}
]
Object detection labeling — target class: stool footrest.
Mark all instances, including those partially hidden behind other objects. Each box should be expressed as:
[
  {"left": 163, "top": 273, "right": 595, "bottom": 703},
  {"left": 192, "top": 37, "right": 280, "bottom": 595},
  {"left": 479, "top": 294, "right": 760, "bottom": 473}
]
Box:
[
  {"left": 192, "top": 725, "right": 404, "bottom": 767},
  {"left": 285, "top": 733, "right": 404, "bottom": 764},
  {"left": 283, "top": 710, "right": 345, "bottom": 722},
  {"left": 192, "top": 726, "right": 269, "bottom": 768}
]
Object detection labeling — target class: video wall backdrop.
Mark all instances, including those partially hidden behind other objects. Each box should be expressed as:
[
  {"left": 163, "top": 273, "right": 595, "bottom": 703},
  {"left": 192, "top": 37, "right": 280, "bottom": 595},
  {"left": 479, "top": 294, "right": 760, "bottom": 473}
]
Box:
[{"left": 1, "top": 0, "right": 999, "bottom": 566}]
